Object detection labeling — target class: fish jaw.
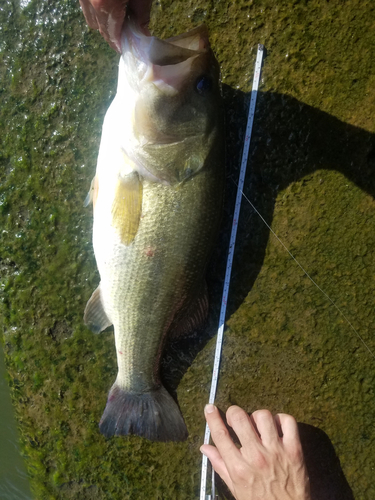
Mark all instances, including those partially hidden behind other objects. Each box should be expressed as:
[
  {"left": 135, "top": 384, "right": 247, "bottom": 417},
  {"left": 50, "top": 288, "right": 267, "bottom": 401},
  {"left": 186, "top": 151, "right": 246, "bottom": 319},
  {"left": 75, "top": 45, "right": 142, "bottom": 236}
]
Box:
[
  {"left": 120, "top": 21, "right": 210, "bottom": 94},
  {"left": 116, "top": 19, "right": 222, "bottom": 185}
]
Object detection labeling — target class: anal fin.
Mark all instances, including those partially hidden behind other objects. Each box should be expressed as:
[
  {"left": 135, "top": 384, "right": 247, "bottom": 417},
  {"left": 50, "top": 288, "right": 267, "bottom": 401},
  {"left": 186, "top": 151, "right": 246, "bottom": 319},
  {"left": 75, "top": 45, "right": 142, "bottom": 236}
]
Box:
[{"left": 84, "top": 285, "right": 112, "bottom": 334}]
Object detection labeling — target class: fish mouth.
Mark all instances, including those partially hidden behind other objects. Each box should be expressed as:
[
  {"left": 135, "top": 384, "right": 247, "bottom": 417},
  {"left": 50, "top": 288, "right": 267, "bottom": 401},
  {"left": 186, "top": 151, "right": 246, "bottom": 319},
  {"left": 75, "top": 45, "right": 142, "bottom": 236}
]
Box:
[
  {"left": 147, "top": 25, "right": 210, "bottom": 65},
  {"left": 121, "top": 20, "right": 210, "bottom": 94}
]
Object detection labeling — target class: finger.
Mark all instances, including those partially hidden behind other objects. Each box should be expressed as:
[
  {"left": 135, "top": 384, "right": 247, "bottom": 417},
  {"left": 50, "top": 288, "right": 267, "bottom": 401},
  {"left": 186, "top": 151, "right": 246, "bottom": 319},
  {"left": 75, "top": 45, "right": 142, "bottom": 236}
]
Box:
[
  {"left": 79, "top": 0, "right": 99, "bottom": 29},
  {"left": 105, "top": 0, "right": 127, "bottom": 53},
  {"left": 200, "top": 444, "right": 233, "bottom": 490},
  {"left": 251, "top": 409, "right": 281, "bottom": 448},
  {"left": 273, "top": 413, "right": 283, "bottom": 437},
  {"left": 204, "top": 405, "right": 241, "bottom": 464},
  {"left": 128, "top": 0, "right": 153, "bottom": 34},
  {"left": 276, "top": 414, "right": 303, "bottom": 461},
  {"left": 88, "top": 0, "right": 127, "bottom": 53},
  {"left": 226, "top": 405, "right": 261, "bottom": 449}
]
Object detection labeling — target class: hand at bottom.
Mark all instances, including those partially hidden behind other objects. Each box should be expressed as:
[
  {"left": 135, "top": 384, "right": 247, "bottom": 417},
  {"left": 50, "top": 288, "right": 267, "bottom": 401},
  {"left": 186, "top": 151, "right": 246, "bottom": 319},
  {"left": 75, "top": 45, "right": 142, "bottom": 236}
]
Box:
[{"left": 201, "top": 405, "right": 311, "bottom": 500}]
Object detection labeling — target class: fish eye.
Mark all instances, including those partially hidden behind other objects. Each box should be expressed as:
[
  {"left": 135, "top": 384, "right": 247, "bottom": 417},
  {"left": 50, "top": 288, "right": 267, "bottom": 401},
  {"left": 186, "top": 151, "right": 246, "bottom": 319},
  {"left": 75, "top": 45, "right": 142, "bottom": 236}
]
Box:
[{"left": 195, "top": 75, "right": 212, "bottom": 95}]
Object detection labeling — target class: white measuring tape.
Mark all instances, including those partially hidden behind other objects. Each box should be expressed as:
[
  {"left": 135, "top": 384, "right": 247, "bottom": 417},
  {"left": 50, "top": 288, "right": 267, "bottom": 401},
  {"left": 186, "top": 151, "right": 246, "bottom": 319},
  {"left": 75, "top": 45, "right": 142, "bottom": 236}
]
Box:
[{"left": 199, "top": 44, "right": 265, "bottom": 500}]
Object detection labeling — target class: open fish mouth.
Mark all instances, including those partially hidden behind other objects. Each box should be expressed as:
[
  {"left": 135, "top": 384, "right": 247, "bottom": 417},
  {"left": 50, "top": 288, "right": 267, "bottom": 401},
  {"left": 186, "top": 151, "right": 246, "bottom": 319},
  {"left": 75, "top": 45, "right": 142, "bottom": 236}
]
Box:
[{"left": 121, "top": 21, "right": 211, "bottom": 95}]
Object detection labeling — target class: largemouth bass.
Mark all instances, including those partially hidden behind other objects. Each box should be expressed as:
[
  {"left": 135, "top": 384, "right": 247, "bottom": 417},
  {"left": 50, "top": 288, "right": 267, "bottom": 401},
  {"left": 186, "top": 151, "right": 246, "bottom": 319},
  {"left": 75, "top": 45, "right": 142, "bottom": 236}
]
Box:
[{"left": 84, "top": 19, "right": 225, "bottom": 442}]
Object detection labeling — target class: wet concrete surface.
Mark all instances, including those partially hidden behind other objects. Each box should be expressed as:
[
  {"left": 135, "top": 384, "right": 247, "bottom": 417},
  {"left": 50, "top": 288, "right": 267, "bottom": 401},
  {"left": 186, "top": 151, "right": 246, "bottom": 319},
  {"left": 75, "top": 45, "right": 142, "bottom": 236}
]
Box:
[{"left": 0, "top": 0, "right": 374, "bottom": 498}]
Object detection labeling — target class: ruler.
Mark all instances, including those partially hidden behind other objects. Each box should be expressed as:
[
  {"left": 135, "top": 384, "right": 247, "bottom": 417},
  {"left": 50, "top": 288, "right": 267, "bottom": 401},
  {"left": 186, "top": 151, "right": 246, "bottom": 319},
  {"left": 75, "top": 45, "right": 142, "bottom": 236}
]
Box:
[{"left": 199, "top": 43, "right": 265, "bottom": 500}]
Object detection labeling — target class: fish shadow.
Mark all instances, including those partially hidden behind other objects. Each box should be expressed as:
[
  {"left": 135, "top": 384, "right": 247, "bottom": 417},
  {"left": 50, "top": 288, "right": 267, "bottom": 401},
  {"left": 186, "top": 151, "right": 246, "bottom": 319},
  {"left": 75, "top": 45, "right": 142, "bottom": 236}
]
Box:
[
  {"left": 213, "top": 420, "right": 354, "bottom": 500},
  {"left": 161, "top": 86, "right": 375, "bottom": 392}
]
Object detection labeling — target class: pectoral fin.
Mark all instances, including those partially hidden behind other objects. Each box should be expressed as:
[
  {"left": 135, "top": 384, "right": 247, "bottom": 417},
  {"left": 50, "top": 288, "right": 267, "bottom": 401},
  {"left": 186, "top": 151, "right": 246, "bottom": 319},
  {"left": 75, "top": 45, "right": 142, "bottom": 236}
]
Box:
[
  {"left": 84, "top": 176, "right": 99, "bottom": 208},
  {"left": 112, "top": 172, "right": 143, "bottom": 245},
  {"left": 84, "top": 285, "right": 112, "bottom": 334}
]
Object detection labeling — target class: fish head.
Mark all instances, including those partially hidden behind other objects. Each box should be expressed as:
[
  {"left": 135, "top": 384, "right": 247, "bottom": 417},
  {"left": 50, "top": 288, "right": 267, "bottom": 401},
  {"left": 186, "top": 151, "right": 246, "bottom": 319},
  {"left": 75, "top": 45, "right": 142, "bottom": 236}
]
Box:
[{"left": 120, "top": 22, "right": 223, "bottom": 183}]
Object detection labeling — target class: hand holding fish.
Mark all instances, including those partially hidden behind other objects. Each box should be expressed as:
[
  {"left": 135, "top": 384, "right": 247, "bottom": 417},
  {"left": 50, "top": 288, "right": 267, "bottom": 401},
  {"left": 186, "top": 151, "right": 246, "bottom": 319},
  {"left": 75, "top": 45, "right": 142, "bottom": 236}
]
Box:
[
  {"left": 79, "top": 0, "right": 152, "bottom": 52},
  {"left": 201, "top": 405, "right": 311, "bottom": 500}
]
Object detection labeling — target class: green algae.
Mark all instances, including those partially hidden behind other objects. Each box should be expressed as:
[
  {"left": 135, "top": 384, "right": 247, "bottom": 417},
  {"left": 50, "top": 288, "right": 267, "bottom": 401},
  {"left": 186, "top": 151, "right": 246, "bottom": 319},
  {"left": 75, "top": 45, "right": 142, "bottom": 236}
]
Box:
[{"left": 1, "top": 0, "right": 375, "bottom": 498}]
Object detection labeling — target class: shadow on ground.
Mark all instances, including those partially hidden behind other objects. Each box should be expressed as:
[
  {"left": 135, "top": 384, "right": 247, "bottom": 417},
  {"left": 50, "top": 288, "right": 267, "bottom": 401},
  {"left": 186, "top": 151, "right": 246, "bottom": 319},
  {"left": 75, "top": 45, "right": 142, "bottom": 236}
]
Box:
[
  {"left": 299, "top": 423, "right": 354, "bottom": 500},
  {"left": 161, "top": 85, "right": 374, "bottom": 497},
  {"left": 162, "top": 85, "right": 375, "bottom": 390}
]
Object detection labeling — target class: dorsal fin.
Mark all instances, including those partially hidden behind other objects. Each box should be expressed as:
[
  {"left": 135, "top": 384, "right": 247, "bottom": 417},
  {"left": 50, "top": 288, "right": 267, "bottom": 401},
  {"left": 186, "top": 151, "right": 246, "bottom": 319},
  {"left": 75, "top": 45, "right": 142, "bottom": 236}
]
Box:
[{"left": 169, "top": 281, "right": 209, "bottom": 339}]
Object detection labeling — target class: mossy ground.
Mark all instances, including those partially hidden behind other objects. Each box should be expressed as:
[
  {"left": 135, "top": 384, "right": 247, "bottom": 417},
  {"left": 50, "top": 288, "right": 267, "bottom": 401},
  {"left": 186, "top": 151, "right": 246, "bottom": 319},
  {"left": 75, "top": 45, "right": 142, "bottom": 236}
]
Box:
[{"left": 0, "top": 0, "right": 375, "bottom": 499}]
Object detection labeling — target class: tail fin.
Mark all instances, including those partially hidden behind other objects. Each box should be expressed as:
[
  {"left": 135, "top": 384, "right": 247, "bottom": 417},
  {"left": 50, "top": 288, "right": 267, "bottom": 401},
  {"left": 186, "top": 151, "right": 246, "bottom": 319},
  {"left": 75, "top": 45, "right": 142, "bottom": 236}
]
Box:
[{"left": 99, "top": 383, "right": 188, "bottom": 442}]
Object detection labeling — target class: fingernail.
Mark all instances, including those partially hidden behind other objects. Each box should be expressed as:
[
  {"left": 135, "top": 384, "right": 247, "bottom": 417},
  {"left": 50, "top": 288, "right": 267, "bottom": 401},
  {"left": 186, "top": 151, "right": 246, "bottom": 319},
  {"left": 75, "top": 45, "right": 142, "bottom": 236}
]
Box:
[
  {"left": 205, "top": 404, "right": 216, "bottom": 414},
  {"left": 199, "top": 446, "right": 206, "bottom": 456}
]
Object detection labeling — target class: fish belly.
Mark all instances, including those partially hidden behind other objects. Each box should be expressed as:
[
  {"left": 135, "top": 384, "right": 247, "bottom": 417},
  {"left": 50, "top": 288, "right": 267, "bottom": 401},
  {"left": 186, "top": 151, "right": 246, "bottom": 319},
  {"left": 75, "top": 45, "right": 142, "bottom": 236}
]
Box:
[{"left": 92, "top": 165, "right": 223, "bottom": 441}]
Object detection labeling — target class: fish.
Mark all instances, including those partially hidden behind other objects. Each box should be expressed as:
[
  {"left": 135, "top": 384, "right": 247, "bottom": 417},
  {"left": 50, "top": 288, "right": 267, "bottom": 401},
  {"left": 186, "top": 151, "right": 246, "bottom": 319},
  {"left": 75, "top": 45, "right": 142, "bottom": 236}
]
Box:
[{"left": 84, "top": 18, "right": 225, "bottom": 442}]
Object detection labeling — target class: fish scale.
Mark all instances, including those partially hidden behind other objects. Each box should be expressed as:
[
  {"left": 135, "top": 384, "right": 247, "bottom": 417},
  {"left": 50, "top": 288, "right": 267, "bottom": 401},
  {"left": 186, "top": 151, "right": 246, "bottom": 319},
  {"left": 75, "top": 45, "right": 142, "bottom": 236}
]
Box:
[
  {"left": 98, "top": 172, "right": 222, "bottom": 390},
  {"left": 85, "top": 19, "right": 225, "bottom": 441}
]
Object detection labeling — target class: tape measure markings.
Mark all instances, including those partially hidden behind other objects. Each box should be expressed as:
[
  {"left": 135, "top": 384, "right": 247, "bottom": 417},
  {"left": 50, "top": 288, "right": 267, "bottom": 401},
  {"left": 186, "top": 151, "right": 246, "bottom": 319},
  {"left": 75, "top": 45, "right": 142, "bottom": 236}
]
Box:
[{"left": 199, "top": 43, "right": 265, "bottom": 500}]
